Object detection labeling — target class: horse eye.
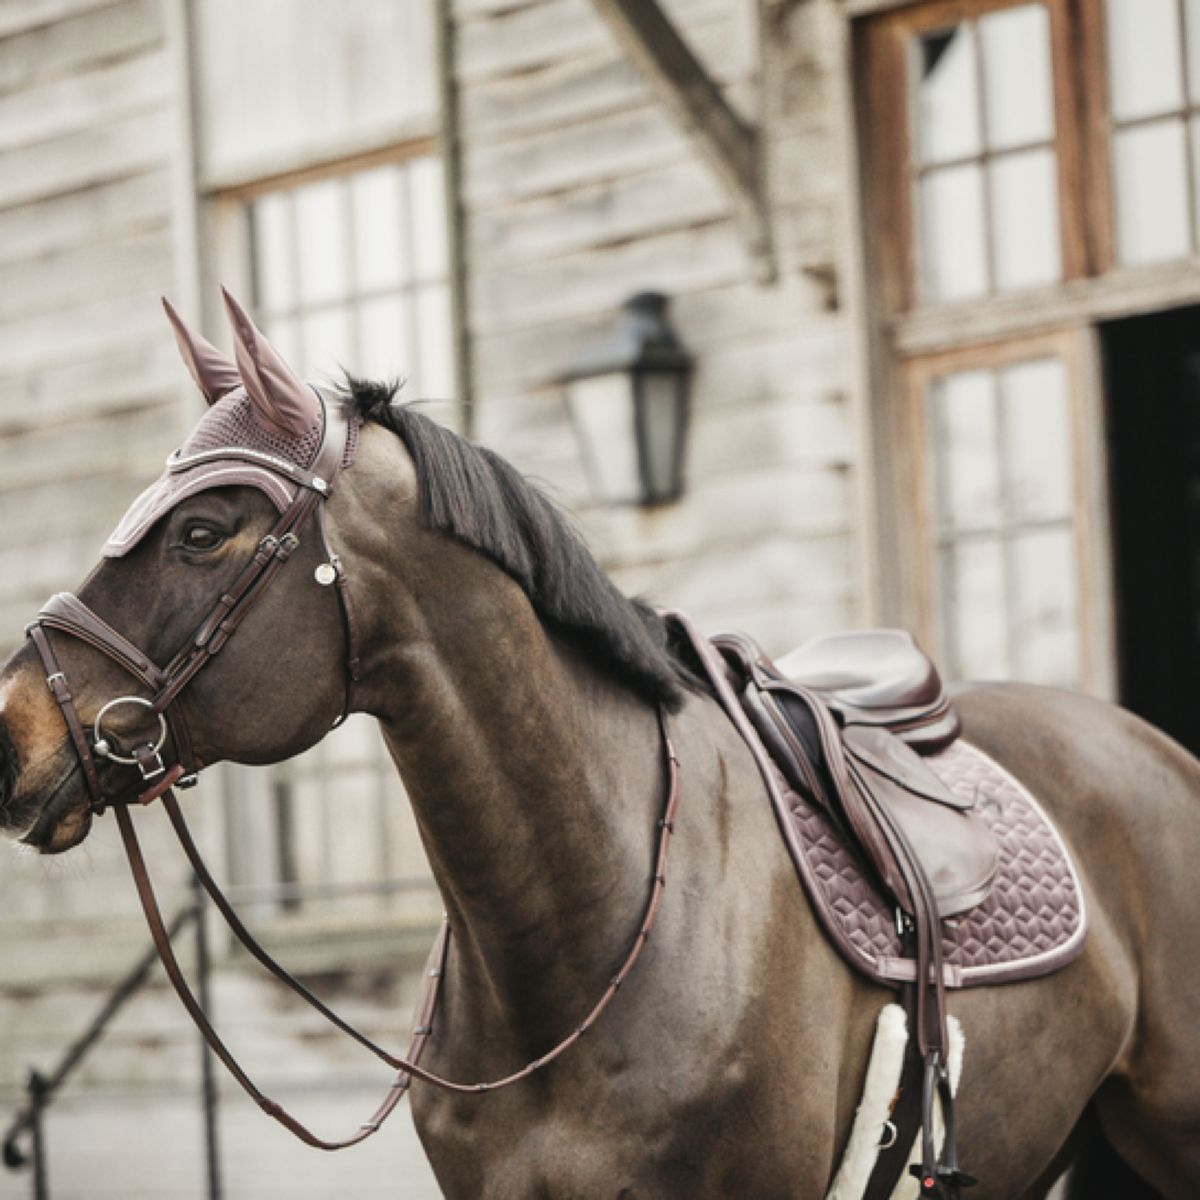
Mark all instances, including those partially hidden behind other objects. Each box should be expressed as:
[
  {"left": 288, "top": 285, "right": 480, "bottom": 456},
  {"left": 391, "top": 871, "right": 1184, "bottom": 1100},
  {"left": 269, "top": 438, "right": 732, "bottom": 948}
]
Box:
[{"left": 182, "top": 525, "right": 224, "bottom": 552}]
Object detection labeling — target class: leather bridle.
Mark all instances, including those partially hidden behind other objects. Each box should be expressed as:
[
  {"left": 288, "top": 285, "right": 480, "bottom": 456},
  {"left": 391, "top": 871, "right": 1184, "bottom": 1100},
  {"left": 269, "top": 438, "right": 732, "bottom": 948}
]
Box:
[
  {"left": 21, "top": 395, "right": 683, "bottom": 1150},
  {"left": 26, "top": 395, "right": 359, "bottom": 816}
]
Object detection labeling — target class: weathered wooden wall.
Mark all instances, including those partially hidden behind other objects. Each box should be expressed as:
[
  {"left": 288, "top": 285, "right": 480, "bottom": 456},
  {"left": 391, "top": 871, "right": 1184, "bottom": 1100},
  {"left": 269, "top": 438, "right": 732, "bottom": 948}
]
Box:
[
  {"left": 0, "top": 0, "right": 183, "bottom": 651},
  {"left": 456, "top": 0, "right": 862, "bottom": 651}
]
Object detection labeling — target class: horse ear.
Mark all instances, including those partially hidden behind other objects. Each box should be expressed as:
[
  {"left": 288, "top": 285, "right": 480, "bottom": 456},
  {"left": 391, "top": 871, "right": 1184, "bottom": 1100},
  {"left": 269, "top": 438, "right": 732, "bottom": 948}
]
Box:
[
  {"left": 220, "top": 286, "right": 319, "bottom": 438},
  {"left": 161, "top": 297, "right": 241, "bottom": 406}
]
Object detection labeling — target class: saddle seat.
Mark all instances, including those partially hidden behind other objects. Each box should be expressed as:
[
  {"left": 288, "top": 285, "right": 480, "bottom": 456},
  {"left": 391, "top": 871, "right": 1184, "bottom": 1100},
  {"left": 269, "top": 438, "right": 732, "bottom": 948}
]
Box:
[
  {"left": 711, "top": 629, "right": 998, "bottom": 920},
  {"left": 777, "top": 629, "right": 961, "bottom": 755}
]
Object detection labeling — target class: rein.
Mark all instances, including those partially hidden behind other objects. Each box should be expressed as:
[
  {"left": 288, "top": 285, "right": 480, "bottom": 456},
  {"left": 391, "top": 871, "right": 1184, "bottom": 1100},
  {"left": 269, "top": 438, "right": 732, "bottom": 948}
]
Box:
[{"left": 23, "top": 396, "right": 683, "bottom": 1149}]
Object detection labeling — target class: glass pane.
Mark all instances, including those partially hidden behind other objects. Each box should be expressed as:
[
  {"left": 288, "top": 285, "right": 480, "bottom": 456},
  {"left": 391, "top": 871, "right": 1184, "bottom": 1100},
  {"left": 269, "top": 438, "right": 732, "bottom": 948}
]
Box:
[
  {"left": 942, "top": 536, "right": 1010, "bottom": 679},
  {"left": 914, "top": 25, "right": 981, "bottom": 164},
  {"left": 931, "top": 368, "right": 1002, "bottom": 531},
  {"left": 1113, "top": 119, "right": 1190, "bottom": 264},
  {"left": 358, "top": 295, "right": 409, "bottom": 381},
  {"left": 919, "top": 163, "right": 988, "bottom": 302},
  {"left": 409, "top": 157, "right": 448, "bottom": 281},
  {"left": 980, "top": 5, "right": 1054, "bottom": 150},
  {"left": 302, "top": 305, "right": 354, "bottom": 378},
  {"left": 1187, "top": 0, "right": 1200, "bottom": 104},
  {"left": 251, "top": 193, "right": 294, "bottom": 313},
  {"left": 295, "top": 178, "right": 348, "bottom": 305},
  {"left": 416, "top": 283, "right": 455, "bottom": 398},
  {"left": 1011, "top": 527, "right": 1080, "bottom": 686},
  {"left": 1001, "top": 358, "right": 1073, "bottom": 522},
  {"left": 1105, "top": 0, "right": 1184, "bottom": 121},
  {"left": 351, "top": 165, "right": 405, "bottom": 291},
  {"left": 989, "top": 148, "right": 1061, "bottom": 290}
]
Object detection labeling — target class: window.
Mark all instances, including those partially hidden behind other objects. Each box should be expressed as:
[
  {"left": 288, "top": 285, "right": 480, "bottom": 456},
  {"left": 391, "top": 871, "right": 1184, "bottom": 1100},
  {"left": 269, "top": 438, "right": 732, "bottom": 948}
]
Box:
[
  {"left": 1105, "top": 0, "right": 1200, "bottom": 264},
  {"left": 247, "top": 153, "right": 455, "bottom": 398},
  {"left": 906, "top": 339, "right": 1085, "bottom": 687},
  {"left": 913, "top": 6, "right": 1061, "bottom": 301},
  {"left": 215, "top": 149, "right": 457, "bottom": 925},
  {"left": 858, "top": 0, "right": 1116, "bottom": 693}
]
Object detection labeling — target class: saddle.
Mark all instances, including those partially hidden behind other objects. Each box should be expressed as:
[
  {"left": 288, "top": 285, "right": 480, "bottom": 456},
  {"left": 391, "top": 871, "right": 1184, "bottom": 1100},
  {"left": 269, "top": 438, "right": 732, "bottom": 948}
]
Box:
[
  {"left": 716, "top": 629, "right": 998, "bottom": 920},
  {"left": 670, "top": 614, "right": 996, "bottom": 1199}
]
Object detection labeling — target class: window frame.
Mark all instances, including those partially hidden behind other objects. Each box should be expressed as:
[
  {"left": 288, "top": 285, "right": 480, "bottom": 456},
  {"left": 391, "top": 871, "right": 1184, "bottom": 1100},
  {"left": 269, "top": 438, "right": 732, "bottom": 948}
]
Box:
[
  {"left": 853, "top": 0, "right": 1124, "bottom": 697},
  {"left": 203, "top": 143, "right": 453, "bottom": 941},
  {"left": 898, "top": 327, "right": 1107, "bottom": 691}
]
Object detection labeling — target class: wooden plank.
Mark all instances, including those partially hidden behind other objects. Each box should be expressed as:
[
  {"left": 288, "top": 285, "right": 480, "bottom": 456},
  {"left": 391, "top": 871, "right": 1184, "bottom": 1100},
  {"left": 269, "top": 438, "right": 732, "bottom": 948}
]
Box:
[
  {"left": 470, "top": 158, "right": 726, "bottom": 265},
  {"left": 458, "top": 0, "right": 627, "bottom": 82},
  {"left": 464, "top": 101, "right": 690, "bottom": 206},
  {"left": 586, "top": 0, "right": 758, "bottom": 209},
  {"left": 0, "top": 107, "right": 171, "bottom": 209},
  {"left": 688, "top": 394, "right": 854, "bottom": 478},
  {"left": 0, "top": 0, "right": 124, "bottom": 41},
  {"left": 470, "top": 274, "right": 834, "bottom": 395},
  {"left": 690, "top": 321, "right": 848, "bottom": 413},
  {"left": 0, "top": 49, "right": 171, "bottom": 154},
  {"left": 581, "top": 464, "right": 853, "bottom": 568},
  {"left": 0, "top": 0, "right": 160, "bottom": 94},
  {"left": 457, "top": 0, "right": 732, "bottom": 81},
  {"left": 0, "top": 290, "right": 169, "bottom": 378},
  {"left": 461, "top": 15, "right": 748, "bottom": 143},
  {"left": 0, "top": 396, "right": 175, "bottom": 490},
  {"left": 469, "top": 216, "right": 749, "bottom": 335},
  {"left": 0, "top": 168, "right": 170, "bottom": 266},
  {"left": 0, "top": 226, "right": 172, "bottom": 322},
  {"left": 0, "top": 339, "right": 179, "bottom": 433},
  {"left": 610, "top": 534, "right": 855, "bottom": 615}
]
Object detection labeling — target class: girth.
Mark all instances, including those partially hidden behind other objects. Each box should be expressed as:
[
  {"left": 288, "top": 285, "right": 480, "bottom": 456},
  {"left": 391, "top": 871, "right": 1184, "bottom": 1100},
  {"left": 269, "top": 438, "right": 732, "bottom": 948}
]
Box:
[{"left": 26, "top": 396, "right": 358, "bottom": 815}]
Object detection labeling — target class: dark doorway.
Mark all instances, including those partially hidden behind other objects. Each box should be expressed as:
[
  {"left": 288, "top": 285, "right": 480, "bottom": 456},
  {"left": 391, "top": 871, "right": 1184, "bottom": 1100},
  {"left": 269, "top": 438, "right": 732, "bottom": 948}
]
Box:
[{"left": 1101, "top": 305, "right": 1200, "bottom": 755}]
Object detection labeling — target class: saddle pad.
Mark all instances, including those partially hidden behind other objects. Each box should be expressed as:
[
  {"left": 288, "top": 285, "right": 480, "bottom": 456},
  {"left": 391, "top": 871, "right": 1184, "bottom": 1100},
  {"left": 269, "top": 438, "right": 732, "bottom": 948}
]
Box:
[{"left": 780, "top": 740, "right": 1088, "bottom": 987}]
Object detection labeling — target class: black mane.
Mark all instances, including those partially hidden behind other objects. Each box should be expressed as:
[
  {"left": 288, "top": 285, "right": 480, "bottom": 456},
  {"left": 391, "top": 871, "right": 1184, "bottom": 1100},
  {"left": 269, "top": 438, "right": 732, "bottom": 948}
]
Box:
[{"left": 341, "top": 378, "right": 692, "bottom": 712}]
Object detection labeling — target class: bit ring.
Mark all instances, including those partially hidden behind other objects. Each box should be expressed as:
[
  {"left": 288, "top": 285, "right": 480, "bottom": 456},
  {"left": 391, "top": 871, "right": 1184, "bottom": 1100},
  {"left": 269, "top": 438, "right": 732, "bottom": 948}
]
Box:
[{"left": 92, "top": 696, "right": 168, "bottom": 766}]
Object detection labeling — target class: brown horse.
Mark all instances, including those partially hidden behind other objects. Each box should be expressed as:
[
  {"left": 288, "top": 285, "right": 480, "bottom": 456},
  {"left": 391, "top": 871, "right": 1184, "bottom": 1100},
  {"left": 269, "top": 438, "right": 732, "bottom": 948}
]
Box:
[{"left": 0, "top": 303, "right": 1198, "bottom": 1199}]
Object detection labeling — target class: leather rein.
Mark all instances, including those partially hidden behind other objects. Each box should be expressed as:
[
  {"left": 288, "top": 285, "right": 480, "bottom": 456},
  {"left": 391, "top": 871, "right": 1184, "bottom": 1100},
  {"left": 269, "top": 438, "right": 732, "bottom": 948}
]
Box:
[{"left": 24, "top": 396, "right": 683, "bottom": 1150}]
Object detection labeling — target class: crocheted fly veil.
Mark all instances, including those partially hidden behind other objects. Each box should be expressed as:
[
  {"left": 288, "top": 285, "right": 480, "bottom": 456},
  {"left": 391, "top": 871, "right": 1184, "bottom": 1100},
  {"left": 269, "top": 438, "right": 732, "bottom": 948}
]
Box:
[{"left": 104, "top": 293, "right": 359, "bottom": 557}]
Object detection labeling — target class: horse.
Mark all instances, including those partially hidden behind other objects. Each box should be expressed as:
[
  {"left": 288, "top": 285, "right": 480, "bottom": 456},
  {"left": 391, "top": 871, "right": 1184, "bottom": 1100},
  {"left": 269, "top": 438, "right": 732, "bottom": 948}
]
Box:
[{"left": 0, "top": 294, "right": 1197, "bottom": 1199}]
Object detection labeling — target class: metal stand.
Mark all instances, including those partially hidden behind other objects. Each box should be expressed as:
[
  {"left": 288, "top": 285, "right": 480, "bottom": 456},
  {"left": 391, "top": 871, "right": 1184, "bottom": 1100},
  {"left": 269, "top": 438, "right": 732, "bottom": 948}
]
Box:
[{"left": 2, "top": 896, "right": 222, "bottom": 1200}]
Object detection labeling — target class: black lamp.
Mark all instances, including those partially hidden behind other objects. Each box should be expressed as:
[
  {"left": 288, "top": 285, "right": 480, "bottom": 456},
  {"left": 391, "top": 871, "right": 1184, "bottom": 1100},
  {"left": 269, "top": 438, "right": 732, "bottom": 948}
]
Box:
[{"left": 563, "top": 292, "right": 693, "bottom": 506}]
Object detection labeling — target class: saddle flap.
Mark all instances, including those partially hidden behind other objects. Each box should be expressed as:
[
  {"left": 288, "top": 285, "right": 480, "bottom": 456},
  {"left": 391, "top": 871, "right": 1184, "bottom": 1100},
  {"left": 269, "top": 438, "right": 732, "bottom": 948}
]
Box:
[
  {"left": 845, "top": 728, "right": 999, "bottom": 919},
  {"left": 842, "top": 725, "right": 973, "bottom": 811}
]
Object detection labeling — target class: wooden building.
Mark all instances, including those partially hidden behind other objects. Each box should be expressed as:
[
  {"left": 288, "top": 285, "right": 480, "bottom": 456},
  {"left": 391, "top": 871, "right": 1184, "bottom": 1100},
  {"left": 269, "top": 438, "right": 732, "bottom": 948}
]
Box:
[{"left": 0, "top": 0, "right": 1195, "bottom": 1193}]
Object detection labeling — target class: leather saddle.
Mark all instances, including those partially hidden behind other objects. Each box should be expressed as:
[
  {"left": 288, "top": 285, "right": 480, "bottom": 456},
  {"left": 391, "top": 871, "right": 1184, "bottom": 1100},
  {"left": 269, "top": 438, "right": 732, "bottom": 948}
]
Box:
[{"left": 712, "top": 630, "right": 998, "bottom": 920}]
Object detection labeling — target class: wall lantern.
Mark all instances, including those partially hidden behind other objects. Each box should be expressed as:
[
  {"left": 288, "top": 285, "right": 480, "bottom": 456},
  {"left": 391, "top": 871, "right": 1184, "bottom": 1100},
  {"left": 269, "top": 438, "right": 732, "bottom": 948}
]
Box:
[{"left": 563, "top": 292, "right": 693, "bottom": 506}]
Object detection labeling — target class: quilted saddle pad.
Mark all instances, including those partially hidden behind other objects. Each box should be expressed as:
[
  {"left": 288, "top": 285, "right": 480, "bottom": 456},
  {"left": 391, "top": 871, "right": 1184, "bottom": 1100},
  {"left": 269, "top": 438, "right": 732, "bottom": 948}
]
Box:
[{"left": 775, "top": 739, "right": 1088, "bottom": 988}]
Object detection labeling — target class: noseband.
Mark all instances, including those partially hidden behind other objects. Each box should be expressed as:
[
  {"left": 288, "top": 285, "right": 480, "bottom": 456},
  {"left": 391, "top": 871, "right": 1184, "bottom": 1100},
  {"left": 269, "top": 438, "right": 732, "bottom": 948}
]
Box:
[{"left": 25, "top": 395, "right": 359, "bottom": 815}]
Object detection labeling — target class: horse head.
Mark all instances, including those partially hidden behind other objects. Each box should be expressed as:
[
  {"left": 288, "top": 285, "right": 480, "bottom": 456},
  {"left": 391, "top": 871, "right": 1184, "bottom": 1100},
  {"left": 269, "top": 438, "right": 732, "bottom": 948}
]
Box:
[{"left": 0, "top": 292, "right": 393, "bottom": 853}]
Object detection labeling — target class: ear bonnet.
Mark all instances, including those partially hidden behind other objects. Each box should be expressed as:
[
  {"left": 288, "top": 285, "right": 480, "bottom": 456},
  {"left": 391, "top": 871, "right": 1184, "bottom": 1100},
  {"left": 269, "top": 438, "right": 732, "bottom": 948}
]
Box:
[{"left": 104, "top": 291, "right": 360, "bottom": 557}]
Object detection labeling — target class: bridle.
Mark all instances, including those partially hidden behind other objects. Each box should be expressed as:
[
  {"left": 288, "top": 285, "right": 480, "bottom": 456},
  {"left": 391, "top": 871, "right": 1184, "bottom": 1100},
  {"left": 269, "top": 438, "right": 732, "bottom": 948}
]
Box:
[
  {"left": 26, "top": 393, "right": 359, "bottom": 815},
  {"left": 22, "top": 394, "right": 683, "bottom": 1150}
]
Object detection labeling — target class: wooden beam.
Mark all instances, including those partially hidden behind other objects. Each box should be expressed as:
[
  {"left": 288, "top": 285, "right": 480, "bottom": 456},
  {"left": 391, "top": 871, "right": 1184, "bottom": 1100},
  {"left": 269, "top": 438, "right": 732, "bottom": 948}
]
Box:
[{"left": 587, "top": 0, "right": 776, "bottom": 280}]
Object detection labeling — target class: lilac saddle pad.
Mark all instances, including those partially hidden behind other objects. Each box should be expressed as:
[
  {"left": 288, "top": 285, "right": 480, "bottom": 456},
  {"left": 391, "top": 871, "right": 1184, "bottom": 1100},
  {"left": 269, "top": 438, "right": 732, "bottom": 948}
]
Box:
[{"left": 774, "top": 740, "right": 1088, "bottom": 988}]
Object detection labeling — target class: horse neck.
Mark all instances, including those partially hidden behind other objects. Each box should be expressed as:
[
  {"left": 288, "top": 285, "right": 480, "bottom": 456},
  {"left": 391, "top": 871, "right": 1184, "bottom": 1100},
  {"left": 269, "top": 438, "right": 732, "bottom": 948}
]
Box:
[{"left": 369, "top": 571, "right": 667, "bottom": 1025}]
